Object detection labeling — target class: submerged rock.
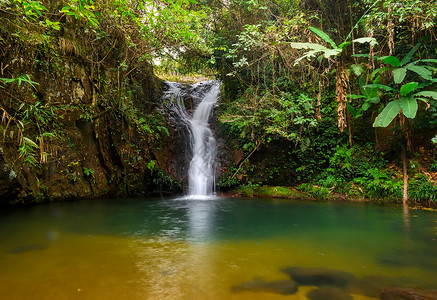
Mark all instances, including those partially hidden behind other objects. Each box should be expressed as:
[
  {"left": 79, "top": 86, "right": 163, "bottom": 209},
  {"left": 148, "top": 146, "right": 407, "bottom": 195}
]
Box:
[
  {"left": 348, "top": 275, "right": 392, "bottom": 298},
  {"left": 307, "top": 286, "right": 353, "bottom": 300},
  {"left": 281, "top": 266, "right": 356, "bottom": 288},
  {"left": 380, "top": 287, "right": 437, "bottom": 300},
  {"left": 231, "top": 278, "right": 298, "bottom": 295},
  {"left": 8, "top": 244, "right": 48, "bottom": 254}
]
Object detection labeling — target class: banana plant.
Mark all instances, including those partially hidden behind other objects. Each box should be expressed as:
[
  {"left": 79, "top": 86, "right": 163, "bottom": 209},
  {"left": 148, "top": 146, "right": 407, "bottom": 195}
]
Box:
[{"left": 370, "top": 44, "right": 437, "bottom": 127}]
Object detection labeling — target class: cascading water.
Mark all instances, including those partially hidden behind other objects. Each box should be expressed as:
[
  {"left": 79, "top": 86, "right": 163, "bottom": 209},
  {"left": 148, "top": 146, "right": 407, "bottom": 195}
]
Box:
[{"left": 163, "top": 80, "right": 221, "bottom": 198}]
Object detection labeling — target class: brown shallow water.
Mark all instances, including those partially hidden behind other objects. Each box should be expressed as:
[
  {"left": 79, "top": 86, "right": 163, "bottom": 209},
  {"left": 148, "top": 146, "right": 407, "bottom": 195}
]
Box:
[{"left": 0, "top": 197, "right": 436, "bottom": 299}]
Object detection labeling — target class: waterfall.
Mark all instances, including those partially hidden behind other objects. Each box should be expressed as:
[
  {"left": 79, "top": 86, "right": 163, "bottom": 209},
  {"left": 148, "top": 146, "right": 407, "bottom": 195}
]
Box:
[{"left": 163, "top": 80, "right": 221, "bottom": 198}]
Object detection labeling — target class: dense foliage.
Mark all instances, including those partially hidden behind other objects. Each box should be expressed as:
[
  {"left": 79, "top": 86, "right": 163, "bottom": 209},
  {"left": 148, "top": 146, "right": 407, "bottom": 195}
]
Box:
[{"left": 1, "top": 0, "right": 436, "bottom": 204}]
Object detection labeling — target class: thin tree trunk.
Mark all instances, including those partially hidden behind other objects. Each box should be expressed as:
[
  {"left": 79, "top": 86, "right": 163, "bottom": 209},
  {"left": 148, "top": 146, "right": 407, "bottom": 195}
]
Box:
[{"left": 402, "top": 145, "right": 408, "bottom": 204}]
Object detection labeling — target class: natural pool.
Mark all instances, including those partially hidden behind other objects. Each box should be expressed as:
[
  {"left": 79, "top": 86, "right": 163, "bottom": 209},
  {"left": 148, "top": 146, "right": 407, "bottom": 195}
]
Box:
[{"left": 0, "top": 197, "right": 436, "bottom": 299}]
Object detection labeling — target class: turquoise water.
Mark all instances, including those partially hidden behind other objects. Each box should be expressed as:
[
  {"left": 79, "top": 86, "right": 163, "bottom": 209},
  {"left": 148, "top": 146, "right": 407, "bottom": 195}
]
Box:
[{"left": 0, "top": 197, "right": 436, "bottom": 299}]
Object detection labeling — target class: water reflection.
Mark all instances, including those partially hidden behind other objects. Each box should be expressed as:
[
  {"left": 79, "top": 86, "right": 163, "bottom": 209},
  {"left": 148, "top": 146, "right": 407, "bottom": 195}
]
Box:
[{"left": 187, "top": 200, "right": 217, "bottom": 243}]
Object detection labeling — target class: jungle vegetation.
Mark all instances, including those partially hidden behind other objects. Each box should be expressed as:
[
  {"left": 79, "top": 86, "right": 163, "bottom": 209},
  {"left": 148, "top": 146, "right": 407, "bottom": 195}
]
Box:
[{"left": 1, "top": 0, "right": 437, "bottom": 205}]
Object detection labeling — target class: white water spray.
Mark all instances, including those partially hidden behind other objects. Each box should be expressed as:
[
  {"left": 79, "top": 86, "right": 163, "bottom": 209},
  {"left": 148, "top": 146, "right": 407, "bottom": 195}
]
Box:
[{"left": 163, "top": 80, "right": 221, "bottom": 197}]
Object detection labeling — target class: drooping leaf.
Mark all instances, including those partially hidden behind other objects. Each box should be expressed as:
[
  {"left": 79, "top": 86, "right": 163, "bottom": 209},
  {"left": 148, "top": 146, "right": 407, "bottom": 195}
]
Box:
[
  {"left": 373, "top": 100, "right": 401, "bottom": 127},
  {"left": 400, "top": 82, "right": 419, "bottom": 96},
  {"left": 400, "top": 95, "right": 418, "bottom": 118},
  {"left": 309, "top": 26, "right": 337, "bottom": 48},
  {"left": 405, "top": 64, "right": 432, "bottom": 80},
  {"left": 393, "top": 68, "right": 407, "bottom": 84},
  {"left": 379, "top": 56, "right": 401, "bottom": 67},
  {"left": 414, "top": 91, "right": 437, "bottom": 100},
  {"left": 400, "top": 43, "right": 421, "bottom": 66}
]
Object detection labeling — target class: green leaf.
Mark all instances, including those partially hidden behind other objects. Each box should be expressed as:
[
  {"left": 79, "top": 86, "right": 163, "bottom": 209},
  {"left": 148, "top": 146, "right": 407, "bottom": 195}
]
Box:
[
  {"left": 400, "top": 82, "right": 419, "bottom": 96},
  {"left": 373, "top": 100, "right": 401, "bottom": 127},
  {"left": 405, "top": 64, "right": 432, "bottom": 80},
  {"left": 414, "top": 91, "right": 437, "bottom": 100},
  {"left": 322, "top": 48, "right": 342, "bottom": 58},
  {"left": 368, "top": 97, "right": 380, "bottom": 104},
  {"left": 60, "top": 6, "right": 71, "bottom": 12},
  {"left": 379, "top": 56, "right": 401, "bottom": 67},
  {"left": 361, "top": 101, "right": 371, "bottom": 111},
  {"left": 393, "top": 68, "right": 407, "bottom": 84},
  {"left": 418, "top": 59, "right": 437, "bottom": 64},
  {"left": 23, "top": 137, "right": 38, "bottom": 148},
  {"left": 290, "top": 43, "right": 327, "bottom": 50},
  {"left": 400, "top": 95, "right": 418, "bottom": 118},
  {"left": 309, "top": 26, "right": 337, "bottom": 48},
  {"left": 348, "top": 94, "right": 365, "bottom": 99},
  {"left": 351, "top": 64, "right": 364, "bottom": 76},
  {"left": 400, "top": 43, "right": 420, "bottom": 66},
  {"left": 366, "top": 84, "right": 396, "bottom": 92},
  {"left": 352, "top": 37, "right": 378, "bottom": 46}
]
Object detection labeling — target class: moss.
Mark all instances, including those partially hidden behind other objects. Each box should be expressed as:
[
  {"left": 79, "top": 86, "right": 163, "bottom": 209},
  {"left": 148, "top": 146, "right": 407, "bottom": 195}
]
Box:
[{"left": 238, "top": 185, "right": 310, "bottom": 199}]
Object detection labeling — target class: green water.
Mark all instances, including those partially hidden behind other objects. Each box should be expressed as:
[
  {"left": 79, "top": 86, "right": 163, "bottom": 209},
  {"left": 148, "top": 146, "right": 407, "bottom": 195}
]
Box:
[{"left": 0, "top": 197, "right": 436, "bottom": 299}]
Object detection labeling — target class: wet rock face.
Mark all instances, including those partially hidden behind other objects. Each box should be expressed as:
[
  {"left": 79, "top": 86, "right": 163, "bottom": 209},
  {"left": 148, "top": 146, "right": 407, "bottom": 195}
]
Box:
[{"left": 0, "top": 150, "right": 21, "bottom": 205}]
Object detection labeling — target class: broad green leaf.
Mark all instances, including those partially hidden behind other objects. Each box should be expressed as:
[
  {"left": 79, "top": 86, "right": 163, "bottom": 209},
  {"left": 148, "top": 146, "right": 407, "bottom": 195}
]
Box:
[
  {"left": 348, "top": 94, "right": 365, "bottom": 99},
  {"left": 361, "top": 102, "right": 371, "bottom": 111},
  {"left": 366, "top": 84, "right": 396, "bottom": 92},
  {"left": 400, "top": 95, "right": 418, "bottom": 118},
  {"left": 415, "top": 97, "right": 428, "bottom": 103},
  {"left": 309, "top": 26, "right": 337, "bottom": 48},
  {"left": 400, "top": 82, "right": 419, "bottom": 96},
  {"left": 290, "top": 43, "right": 327, "bottom": 50},
  {"left": 323, "top": 48, "right": 342, "bottom": 58},
  {"left": 379, "top": 56, "right": 401, "bottom": 67},
  {"left": 393, "top": 68, "right": 406, "bottom": 84},
  {"left": 294, "top": 50, "right": 324, "bottom": 65},
  {"left": 414, "top": 91, "right": 437, "bottom": 100},
  {"left": 352, "top": 37, "right": 378, "bottom": 46},
  {"left": 368, "top": 97, "right": 380, "bottom": 104},
  {"left": 400, "top": 43, "right": 420, "bottom": 66},
  {"left": 405, "top": 64, "right": 432, "bottom": 80},
  {"left": 418, "top": 59, "right": 437, "bottom": 64},
  {"left": 373, "top": 100, "right": 401, "bottom": 127}
]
